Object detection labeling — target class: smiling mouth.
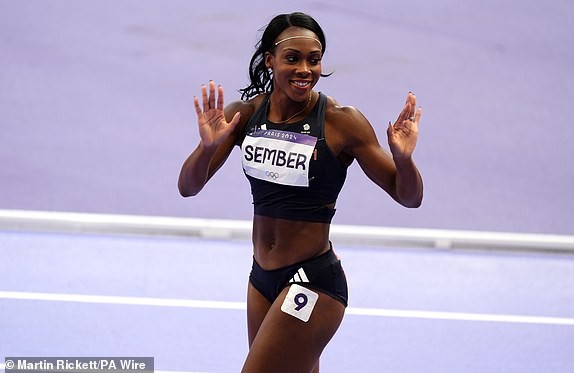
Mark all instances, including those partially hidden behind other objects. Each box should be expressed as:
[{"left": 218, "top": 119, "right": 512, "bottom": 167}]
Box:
[{"left": 292, "top": 80, "right": 312, "bottom": 88}]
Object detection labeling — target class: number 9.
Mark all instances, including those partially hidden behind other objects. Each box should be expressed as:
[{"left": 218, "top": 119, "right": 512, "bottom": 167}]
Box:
[{"left": 294, "top": 293, "right": 308, "bottom": 311}]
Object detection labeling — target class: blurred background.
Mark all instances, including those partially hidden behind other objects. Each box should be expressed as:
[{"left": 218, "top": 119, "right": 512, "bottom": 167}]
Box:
[{"left": 1, "top": 0, "right": 573, "bottom": 235}]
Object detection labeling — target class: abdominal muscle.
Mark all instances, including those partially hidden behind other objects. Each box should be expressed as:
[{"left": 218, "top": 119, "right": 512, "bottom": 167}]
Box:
[{"left": 252, "top": 215, "right": 331, "bottom": 270}]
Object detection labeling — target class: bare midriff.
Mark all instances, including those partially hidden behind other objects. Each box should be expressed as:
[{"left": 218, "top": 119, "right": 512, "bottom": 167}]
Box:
[{"left": 252, "top": 214, "right": 331, "bottom": 270}]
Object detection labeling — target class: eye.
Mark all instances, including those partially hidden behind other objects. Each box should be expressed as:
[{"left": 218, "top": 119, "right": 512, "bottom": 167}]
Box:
[{"left": 286, "top": 55, "right": 299, "bottom": 63}]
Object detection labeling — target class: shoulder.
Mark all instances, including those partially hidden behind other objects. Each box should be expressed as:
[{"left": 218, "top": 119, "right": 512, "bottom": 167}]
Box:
[
  {"left": 225, "top": 94, "right": 268, "bottom": 140},
  {"left": 323, "top": 94, "right": 377, "bottom": 143},
  {"left": 226, "top": 94, "right": 269, "bottom": 121},
  {"left": 325, "top": 94, "right": 372, "bottom": 127},
  {"left": 225, "top": 95, "right": 262, "bottom": 118},
  {"left": 321, "top": 94, "right": 385, "bottom": 162}
]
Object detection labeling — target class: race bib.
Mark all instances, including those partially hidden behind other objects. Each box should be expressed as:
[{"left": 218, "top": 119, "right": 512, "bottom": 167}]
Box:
[
  {"left": 242, "top": 128, "right": 317, "bottom": 187},
  {"left": 281, "top": 284, "right": 319, "bottom": 322}
]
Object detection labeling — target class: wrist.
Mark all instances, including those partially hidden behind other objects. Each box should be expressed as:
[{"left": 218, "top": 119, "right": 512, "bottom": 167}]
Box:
[
  {"left": 198, "top": 140, "right": 218, "bottom": 156},
  {"left": 393, "top": 154, "right": 414, "bottom": 165}
]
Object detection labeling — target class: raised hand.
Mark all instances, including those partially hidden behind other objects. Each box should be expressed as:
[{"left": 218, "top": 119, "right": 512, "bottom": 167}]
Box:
[
  {"left": 387, "top": 92, "right": 421, "bottom": 160},
  {"left": 194, "top": 81, "right": 241, "bottom": 149}
]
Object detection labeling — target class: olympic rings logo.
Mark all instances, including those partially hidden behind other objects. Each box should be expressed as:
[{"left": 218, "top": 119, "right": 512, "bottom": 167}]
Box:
[{"left": 265, "top": 171, "right": 279, "bottom": 180}]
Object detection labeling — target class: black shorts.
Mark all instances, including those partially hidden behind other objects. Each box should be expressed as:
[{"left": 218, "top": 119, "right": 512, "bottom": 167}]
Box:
[{"left": 249, "top": 247, "right": 348, "bottom": 307}]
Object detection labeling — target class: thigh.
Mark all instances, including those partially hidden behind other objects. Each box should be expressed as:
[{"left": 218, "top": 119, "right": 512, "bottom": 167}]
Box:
[
  {"left": 242, "top": 284, "right": 345, "bottom": 373},
  {"left": 246, "top": 282, "right": 272, "bottom": 347}
]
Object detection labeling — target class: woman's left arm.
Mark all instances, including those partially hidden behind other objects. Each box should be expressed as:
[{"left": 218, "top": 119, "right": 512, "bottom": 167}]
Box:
[{"left": 341, "top": 92, "right": 423, "bottom": 208}]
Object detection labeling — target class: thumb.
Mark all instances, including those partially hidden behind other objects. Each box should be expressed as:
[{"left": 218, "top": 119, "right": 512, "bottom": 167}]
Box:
[
  {"left": 387, "top": 121, "right": 394, "bottom": 135},
  {"left": 229, "top": 111, "right": 241, "bottom": 129}
]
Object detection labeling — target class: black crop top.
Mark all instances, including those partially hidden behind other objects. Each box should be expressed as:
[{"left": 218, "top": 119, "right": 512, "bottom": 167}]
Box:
[{"left": 239, "top": 93, "right": 348, "bottom": 223}]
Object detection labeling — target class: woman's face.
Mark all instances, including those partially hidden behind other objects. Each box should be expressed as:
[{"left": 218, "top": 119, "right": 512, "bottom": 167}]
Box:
[{"left": 266, "top": 27, "right": 323, "bottom": 102}]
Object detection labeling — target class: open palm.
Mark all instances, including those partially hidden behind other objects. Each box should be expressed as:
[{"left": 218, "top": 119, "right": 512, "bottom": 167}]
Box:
[
  {"left": 194, "top": 81, "right": 240, "bottom": 148},
  {"left": 388, "top": 92, "right": 421, "bottom": 159}
]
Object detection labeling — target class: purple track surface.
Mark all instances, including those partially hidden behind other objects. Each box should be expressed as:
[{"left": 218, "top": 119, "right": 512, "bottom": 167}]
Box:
[
  {"left": 1, "top": 1, "right": 573, "bottom": 235},
  {"left": 1, "top": 231, "right": 574, "bottom": 372}
]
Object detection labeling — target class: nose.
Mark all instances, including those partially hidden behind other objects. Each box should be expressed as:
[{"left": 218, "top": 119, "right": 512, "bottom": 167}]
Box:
[{"left": 296, "top": 60, "right": 311, "bottom": 76}]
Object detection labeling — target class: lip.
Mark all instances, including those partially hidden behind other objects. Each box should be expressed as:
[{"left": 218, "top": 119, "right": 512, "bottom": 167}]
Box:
[{"left": 290, "top": 80, "right": 312, "bottom": 91}]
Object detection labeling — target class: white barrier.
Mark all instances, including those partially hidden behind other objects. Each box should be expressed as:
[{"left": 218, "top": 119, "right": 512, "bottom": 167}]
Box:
[{"left": 1, "top": 209, "right": 573, "bottom": 253}]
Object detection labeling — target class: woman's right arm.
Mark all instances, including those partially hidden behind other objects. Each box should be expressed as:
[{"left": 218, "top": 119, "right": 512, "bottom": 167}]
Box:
[{"left": 178, "top": 81, "right": 246, "bottom": 197}]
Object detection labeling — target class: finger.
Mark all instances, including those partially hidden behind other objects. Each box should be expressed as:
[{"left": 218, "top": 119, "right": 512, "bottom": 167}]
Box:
[
  {"left": 208, "top": 80, "right": 216, "bottom": 110},
  {"left": 201, "top": 84, "right": 208, "bottom": 112},
  {"left": 406, "top": 91, "right": 417, "bottom": 120},
  {"left": 414, "top": 106, "right": 422, "bottom": 125},
  {"left": 396, "top": 101, "right": 410, "bottom": 124},
  {"left": 217, "top": 85, "right": 224, "bottom": 110},
  {"left": 394, "top": 92, "right": 417, "bottom": 124},
  {"left": 194, "top": 96, "right": 202, "bottom": 117},
  {"left": 229, "top": 111, "right": 241, "bottom": 128},
  {"left": 406, "top": 92, "right": 416, "bottom": 119},
  {"left": 387, "top": 121, "right": 397, "bottom": 138}
]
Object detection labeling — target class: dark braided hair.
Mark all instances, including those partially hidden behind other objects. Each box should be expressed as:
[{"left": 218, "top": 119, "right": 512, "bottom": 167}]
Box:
[{"left": 240, "top": 12, "right": 329, "bottom": 100}]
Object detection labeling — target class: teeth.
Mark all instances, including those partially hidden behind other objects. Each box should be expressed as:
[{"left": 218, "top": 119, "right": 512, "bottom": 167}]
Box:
[{"left": 293, "top": 81, "right": 310, "bottom": 87}]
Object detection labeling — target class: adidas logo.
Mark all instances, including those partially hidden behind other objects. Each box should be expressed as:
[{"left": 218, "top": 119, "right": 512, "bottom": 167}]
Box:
[{"left": 289, "top": 267, "right": 309, "bottom": 283}]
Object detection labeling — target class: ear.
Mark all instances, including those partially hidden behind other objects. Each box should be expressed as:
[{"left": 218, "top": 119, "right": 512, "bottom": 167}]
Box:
[{"left": 264, "top": 52, "right": 274, "bottom": 70}]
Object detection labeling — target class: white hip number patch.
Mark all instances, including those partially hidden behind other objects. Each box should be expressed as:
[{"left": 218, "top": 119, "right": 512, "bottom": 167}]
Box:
[{"left": 281, "top": 284, "right": 319, "bottom": 322}]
